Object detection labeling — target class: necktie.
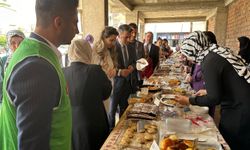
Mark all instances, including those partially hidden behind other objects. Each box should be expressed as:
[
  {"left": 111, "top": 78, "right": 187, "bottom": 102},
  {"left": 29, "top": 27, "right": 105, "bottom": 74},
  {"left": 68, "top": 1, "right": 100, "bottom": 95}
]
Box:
[
  {"left": 147, "top": 44, "right": 150, "bottom": 53},
  {"left": 122, "top": 45, "right": 128, "bottom": 67},
  {"left": 136, "top": 42, "right": 139, "bottom": 59},
  {"left": 144, "top": 44, "right": 149, "bottom": 58}
]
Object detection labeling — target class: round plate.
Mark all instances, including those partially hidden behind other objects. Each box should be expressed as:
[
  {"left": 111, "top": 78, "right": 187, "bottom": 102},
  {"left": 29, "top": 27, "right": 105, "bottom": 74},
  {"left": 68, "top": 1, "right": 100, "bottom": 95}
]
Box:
[
  {"left": 161, "top": 94, "right": 175, "bottom": 99},
  {"left": 160, "top": 98, "right": 177, "bottom": 107},
  {"left": 148, "top": 86, "right": 161, "bottom": 92}
]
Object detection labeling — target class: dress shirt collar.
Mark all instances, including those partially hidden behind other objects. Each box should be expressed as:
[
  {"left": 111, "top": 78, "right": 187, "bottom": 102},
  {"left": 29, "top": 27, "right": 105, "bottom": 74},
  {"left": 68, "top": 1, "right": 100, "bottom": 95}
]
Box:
[{"left": 30, "top": 32, "right": 62, "bottom": 60}]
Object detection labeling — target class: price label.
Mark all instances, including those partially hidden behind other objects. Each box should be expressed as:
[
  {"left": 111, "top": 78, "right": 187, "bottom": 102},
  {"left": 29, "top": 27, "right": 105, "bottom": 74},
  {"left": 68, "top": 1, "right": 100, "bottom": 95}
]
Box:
[
  {"left": 154, "top": 98, "right": 160, "bottom": 106},
  {"left": 150, "top": 140, "right": 160, "bottom": 150},
  {"left": 141, "top": 87, "right": 149, "bottom": 95}
]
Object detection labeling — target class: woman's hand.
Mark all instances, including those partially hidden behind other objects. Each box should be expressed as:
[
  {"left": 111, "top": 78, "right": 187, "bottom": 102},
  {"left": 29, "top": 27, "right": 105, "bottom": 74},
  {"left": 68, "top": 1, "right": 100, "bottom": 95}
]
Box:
[
  {"left": 185, "top": 73, "right": 192, "bottom": 83},
  {"left": 195, "top": 89, "right": 207, "bottom": 96},
  {"left": 175, "top": 95, "right": 190, "bottom": 105},
  {"left": 108, "top": 68, "right": 117, "bottom": 78}
]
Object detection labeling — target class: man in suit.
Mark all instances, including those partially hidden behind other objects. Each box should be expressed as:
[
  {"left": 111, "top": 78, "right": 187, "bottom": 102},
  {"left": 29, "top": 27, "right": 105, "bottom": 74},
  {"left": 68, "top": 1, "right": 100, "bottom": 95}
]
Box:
[
  {"left": 129, "top": 23, "right": 145, "bottom": 60},
  {"left": 108, "top": 24, "right": 136, "bottom": 129},
  {"left": 0, "top": 0, "right": 79, "bottom": 149},
  {"left": 144, "top": 32, "right": 160, "bottom": 70},
  {"left": 128, "top": 23, "right": 145, "bottom": 89}
]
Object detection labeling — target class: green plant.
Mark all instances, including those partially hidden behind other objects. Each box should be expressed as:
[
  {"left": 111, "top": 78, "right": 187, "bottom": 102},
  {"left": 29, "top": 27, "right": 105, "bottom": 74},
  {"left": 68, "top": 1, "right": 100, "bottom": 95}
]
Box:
[{"left": 0, "top": 35, "right": 7, "bottom": 47}]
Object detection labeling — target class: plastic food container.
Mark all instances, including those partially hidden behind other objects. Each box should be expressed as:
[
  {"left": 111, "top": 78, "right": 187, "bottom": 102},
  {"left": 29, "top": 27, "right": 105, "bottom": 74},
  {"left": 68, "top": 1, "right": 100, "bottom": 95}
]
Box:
[{"left": 189, "top": 105, "right": 209, "bottom": 114}]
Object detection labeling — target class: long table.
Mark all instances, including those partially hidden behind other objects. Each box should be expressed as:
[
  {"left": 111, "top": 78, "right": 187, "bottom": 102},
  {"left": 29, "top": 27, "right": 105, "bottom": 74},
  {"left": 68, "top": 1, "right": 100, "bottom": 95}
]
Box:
[{"left": 101, "top": 55, "right": 230, "bottom": 150}]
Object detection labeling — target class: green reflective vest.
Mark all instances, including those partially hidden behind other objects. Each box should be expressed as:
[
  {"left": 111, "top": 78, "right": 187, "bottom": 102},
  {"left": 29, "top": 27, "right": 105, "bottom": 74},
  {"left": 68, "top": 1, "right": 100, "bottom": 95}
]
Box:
[{"left": 0, "top": 38, "right": 72, "bottom": 150}]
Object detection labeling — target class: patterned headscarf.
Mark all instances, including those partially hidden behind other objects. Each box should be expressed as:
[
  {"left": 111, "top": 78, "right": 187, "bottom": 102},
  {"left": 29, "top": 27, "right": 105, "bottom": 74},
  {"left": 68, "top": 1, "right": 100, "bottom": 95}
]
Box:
[
  {"left": 68, "top": 39, "right": 92, "bottom": 64},
  {"left": 181, "top": 31, "right": 250, "bottom": 83}
]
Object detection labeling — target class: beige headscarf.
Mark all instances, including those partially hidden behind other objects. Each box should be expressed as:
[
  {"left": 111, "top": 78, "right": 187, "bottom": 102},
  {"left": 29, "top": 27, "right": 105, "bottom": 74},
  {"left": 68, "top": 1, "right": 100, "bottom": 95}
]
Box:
[{"left": 68, "top": 39, "right": 92, "bottom": 64}]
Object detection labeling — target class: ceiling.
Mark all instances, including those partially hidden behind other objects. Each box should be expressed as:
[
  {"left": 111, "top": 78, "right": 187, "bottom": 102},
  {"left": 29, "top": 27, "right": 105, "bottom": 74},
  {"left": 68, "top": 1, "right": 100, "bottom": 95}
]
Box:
[{"left": 109, "top": 0, "right": 230, "bottom": 22}]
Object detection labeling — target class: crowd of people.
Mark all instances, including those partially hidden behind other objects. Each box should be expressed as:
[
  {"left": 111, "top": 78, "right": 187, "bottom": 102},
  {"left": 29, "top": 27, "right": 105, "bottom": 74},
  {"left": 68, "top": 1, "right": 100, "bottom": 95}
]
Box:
[{"left": 0, "top": 0, "right": 250, "bottom": 150}]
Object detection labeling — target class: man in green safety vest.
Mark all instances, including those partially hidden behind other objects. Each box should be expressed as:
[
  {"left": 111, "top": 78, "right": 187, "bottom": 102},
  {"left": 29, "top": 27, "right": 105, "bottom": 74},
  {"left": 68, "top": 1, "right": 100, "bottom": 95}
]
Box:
[{"left": 0, "top": 0, "right": 79, "bottom": 150}]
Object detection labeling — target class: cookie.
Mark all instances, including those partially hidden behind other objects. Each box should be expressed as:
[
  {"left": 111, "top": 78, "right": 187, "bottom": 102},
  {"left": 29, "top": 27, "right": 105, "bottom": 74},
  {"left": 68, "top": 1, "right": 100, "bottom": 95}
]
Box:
[
  {"left": 136, "top": 135, "right": 146, "bottom": 144},
  {"left": 124, "top": 131, "right": 134, "bottom": 138},
  {"left": 131, "top": 125, "right": 137, "bottom": 132},
  {"left": 127, "top": 128, "right": 135, "bottom": 133},
  {"left": 144, "top": 124, "right": 151, "bottom": 129},
  {"left": 147, "top": 128, "right": 157, "bottom": 134},
  {"left": 144, "top": 133, "right": 153, "bottom": 141},
  {"left": 120, "top": 138, "right": 130, "bottom": 147},
  {"left": 150, "top": 124, "right": 157, "bottom": 129}
]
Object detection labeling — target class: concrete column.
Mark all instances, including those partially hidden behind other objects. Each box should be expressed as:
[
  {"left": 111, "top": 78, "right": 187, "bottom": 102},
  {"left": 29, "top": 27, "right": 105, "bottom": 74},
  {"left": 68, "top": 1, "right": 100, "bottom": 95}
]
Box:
[
  {"left": 125, "top": 11, "right": 138, "bottom": 24},
  {"left": 214, "top": 7, "right": 228, "bottom": 46},
  {"left": 125, "top": 11, "right": 145, "bottom": 41},
  {"left": 139, "top": 19, "right": 145, "bottom": 41},
  {"left": 80, "top": 0, "right": 108, "bottom": 41}
]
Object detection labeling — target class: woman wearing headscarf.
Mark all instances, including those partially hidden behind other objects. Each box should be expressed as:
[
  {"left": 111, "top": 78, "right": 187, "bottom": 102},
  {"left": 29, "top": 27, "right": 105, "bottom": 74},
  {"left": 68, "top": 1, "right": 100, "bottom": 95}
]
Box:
[
  {"left": 0, "top": 30, "right": 25, "bottom": 103},
  {"left": 175, "top": 31, "right": 250, "bottom": 149},
  {"left": 4, "top": 30, "right": 25, "bottom": 68},
  {"left": 185, "top": 31, "right": 217, "bottom": 118},
  {"left": 238, "top": 36, "right": 250, "bottom": 69},
  {"left": 63, "top": 39, "right": 112, "bottom": 150}
]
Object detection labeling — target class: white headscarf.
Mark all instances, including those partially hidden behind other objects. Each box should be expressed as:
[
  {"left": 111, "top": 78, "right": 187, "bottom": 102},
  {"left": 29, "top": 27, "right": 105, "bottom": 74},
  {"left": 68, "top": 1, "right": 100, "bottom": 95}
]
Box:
[
  {"left": 6, "top": 30, "right": 25, "bottom": 47},
  {"left": 68, "top": 39, "right": 92, "bottom": 64},
  {"left": 181, "top": 31, "right": 250, "bottom": 83}
]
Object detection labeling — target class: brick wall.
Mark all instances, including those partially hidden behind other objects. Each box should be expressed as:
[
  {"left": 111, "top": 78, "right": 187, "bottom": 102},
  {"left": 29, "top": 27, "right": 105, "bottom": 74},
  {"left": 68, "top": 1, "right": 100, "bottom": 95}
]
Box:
[
  {"left": 225, "top": 0, "right": 250, "bottom": 52},
  {"left": 207, "top": 15, "right": 216, "bottom": 32}
]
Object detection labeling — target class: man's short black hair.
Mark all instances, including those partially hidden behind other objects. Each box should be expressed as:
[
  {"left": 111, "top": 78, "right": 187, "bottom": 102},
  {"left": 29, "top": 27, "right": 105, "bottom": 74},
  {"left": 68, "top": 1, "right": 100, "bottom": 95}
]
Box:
[
  {"left": 163, "top": 39, "right": 168, "bottom": 42},
  {"left": 35, "top": 0, "right": 79, "bottom": 27},
  {"left": 118, "top": 24, "right": 132, "bottom": 34},
  {"left": 129, "top": 23, "right": 138, "bottom": 30}
]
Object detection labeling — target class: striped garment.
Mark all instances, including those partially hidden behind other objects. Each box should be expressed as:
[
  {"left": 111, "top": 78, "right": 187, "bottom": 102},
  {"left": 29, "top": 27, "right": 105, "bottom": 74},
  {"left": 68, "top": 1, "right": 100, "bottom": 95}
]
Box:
[{"left": 181, "top": 31, "right": 250, "bottom": 83}]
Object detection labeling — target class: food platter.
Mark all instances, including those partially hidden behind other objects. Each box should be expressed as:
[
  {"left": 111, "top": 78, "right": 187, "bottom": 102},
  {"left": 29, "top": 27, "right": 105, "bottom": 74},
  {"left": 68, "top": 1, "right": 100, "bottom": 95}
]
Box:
[
  {"left": 147, "top": 86, "right": 161, "bottom": 92},
  {"left": 117, "top": 120, "right": 159, "bottom": 149},
  {"left": 160, "top": 134, "right": 197, "bottom": 150},
  {"left": 161, "top": 94, "right": 175, "bottom": 99},
  {"left": 160, "top": 98, "right": 177, "bottom": 107}
]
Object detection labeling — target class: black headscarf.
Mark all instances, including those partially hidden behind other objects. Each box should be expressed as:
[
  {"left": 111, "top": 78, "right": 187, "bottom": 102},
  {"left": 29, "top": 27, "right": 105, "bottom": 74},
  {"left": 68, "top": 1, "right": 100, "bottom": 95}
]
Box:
[
  {"left": 238, "top": 36, "right": 250, "bottom": 63},
  {"left": 203, "top": 31, "right": 217, "bottom": 45}
]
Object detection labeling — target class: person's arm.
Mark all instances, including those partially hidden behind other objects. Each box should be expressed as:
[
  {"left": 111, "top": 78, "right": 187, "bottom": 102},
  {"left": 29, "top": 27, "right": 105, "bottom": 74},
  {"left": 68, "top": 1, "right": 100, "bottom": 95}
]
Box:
[
  {"left": 8, "top": 57, "right": 60, "bottom": 150},
  {"left": 189, "top": 54, "right": 223, "bottom": 107},
  {"left": 94, "top": 66, "right": 112, "bottom": 100},
  {"left": 193, "top": 65, "right": 203, "bottom": 81},
  {"left": 140, "top": 42, "right": 145, "bottom": 58},
  {"left": 155, "top": 46, "right": 160, "bottom": 68}
]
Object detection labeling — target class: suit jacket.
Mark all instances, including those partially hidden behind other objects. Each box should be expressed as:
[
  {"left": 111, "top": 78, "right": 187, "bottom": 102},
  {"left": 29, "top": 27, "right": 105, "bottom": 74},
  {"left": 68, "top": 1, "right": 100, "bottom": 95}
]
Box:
[
  {"left": 63, "top": 62, "right": 112, "bottom": 150},
  {"left": 114, "top": 41, "right": 136, "bottom": 93},
  {"left": 129, "top": 40, "right": 145, "bottom": 60},
  {"left": 148, "top": 44, "right": 159, "bottom": 70},
  {"left": 129, "top": 40, "right": 145, "bottom": 91},
  {"left": 115, "top": 41, "right": 136, "bottom": 70}
]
